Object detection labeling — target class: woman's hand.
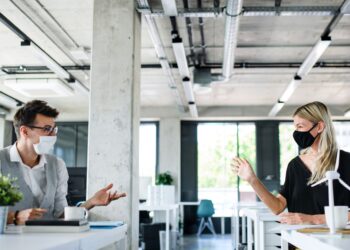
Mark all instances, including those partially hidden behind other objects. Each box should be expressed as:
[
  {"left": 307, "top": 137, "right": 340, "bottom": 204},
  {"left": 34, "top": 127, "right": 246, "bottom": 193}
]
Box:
[
  {"left": 16, "top": 208, "right": 47, "bottom": 225},
  {"left": 85, "top": 183, "right": 127, "bottom": 210},
  {"left": 279, "top": 212, "right": 319, "bottom": 224},
  {"left": 231, "top": 157, "right": 256, "bottom": 183}
]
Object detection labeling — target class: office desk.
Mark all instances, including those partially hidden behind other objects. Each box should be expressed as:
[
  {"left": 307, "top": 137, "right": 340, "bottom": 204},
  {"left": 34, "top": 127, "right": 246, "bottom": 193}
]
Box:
[
  {"left": 139, "top": 203, "right": 178, "bottom": 250},
  {"left": 0, "top": 224, "right": 127, "bottom": 250},
  {"left": 282, "top": 228, "right": 350, "bottom": 250},
  {"left": 231, "top": 202, "right": 266, "bottom": 249},
  {"left": 214, "top": 209, "right": 233, "bottom": 235},
  {"left": 241, "top": 207, "right": 280, "bottom": 250}
]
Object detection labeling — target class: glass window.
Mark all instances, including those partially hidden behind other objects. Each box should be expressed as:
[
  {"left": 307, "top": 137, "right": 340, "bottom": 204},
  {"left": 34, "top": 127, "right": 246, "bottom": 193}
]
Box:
[
  {"left": 139, "top": 123, "right": 158, "bottom": 181},
  {"left": 237, "top": 123, "right": 257, "bottom": 202},
  {"left": 197, "top": 122, "right": 256, "bottom": 213},
  {"left": 76, "top": 125, "right": 88, "bottom": 167},
  {"left": 334, "top": 122, "right": 350, "bottom": 152},
  {"left": 54, "top": 124, "right": 76, "bottom": 167},
  {"left": 279, "top": 122, "right": 299, "bottom": 184},
  {"left": 139, "top": 123, "right": 158, "bottom": 200}
]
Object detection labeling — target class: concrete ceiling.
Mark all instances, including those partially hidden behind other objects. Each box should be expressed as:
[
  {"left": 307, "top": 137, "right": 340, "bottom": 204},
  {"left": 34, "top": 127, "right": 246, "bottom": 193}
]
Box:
[{"left": 0, "top": 0, "right": 349, "bottom": 120}]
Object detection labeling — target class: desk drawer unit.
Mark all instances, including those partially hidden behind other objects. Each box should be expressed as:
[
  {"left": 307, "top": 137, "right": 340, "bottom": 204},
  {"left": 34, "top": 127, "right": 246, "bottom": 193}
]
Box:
[
  {"left": 264, "top": 221, "right": 281, "bottom": 233},
  {"left": 264, "top": 233, "right": 281, "bottom": 247}
]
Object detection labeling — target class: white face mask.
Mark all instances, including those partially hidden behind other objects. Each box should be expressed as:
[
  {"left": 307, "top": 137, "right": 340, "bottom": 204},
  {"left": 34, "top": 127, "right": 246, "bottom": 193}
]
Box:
[{"left": 33, "top": 136, "right": 57, "bottom": 155}]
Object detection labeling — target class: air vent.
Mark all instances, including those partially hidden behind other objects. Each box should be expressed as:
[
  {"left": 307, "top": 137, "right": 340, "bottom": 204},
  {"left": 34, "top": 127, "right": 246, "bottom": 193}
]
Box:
[{"left": 4, "top": 78, "right": 74, "bottom": 97}]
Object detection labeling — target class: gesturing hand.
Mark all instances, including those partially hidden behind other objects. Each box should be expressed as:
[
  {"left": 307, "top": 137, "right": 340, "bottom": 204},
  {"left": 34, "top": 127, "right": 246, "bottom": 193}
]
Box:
[
  {"left": 16, "top": 208, "right": 47, "bottom": 225},
  {"left": 90, "top": 183, "right": 127, "bottom": 207},
  {"left": 231, "top": 157, "right": 256, "bottom": 183}
]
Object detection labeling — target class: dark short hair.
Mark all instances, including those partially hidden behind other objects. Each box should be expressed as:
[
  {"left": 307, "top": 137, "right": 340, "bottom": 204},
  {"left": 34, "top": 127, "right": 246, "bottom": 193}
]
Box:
[{"left": 13, "top": 100, "right": 59, "bottom": 138}]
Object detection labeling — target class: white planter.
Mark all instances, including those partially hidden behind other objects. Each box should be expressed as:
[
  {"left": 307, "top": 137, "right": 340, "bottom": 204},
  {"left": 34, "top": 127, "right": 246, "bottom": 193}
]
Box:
[
  {"left": 159, "top": 185, "right": 175, "bottom": 205},
  {"left": 147, "top": 185, "right": 175, "bottom": 206},
  {"left": 147, "top": 185, "right": 160, "bottom": 206},
  {"left": 0, "top": 206, "right": 8, "bottom": 234}
]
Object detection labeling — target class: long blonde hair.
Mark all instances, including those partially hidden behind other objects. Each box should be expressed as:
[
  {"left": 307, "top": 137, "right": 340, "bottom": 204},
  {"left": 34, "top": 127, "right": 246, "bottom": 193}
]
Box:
[{"left": 293, "top": 101, "right": 338, "bottom": 184}]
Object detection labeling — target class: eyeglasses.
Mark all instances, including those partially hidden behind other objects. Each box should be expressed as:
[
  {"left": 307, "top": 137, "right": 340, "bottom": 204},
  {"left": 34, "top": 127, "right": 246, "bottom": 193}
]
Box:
[{"left": 27, "top": 125, "right": 58, "bottom": 135}]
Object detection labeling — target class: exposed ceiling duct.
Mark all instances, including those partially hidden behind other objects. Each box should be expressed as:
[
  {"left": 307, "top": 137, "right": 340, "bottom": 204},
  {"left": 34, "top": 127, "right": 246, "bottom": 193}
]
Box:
[
  {"left": 138, "top": 0, "right": 185, "bottom": 112},
  {"left": 221, "top": 0, "right": 243, "bottom": 81}
]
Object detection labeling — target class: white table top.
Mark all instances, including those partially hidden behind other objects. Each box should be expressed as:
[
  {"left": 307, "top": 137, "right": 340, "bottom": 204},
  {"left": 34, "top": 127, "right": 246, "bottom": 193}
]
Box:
[
  {"left": 139, "top": 203, "right": 178, "bottom": 211},
  {"left": 282, "top": 228, "right": 350, "bottom": 250},
  {"left": 240, "top": 207, "right": 280, "bottom": 221},
  {"left": 233, "top": 201, "right": 266, "bottom": 209},
  {"left": 0, "top": 224, "right": 127, "bottom": 250}
]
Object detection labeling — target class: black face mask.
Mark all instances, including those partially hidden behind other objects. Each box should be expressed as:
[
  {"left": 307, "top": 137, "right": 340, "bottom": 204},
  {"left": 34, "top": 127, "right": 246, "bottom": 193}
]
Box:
[{"left": 293, "top": 123, "right": 319, "bottom": 149}]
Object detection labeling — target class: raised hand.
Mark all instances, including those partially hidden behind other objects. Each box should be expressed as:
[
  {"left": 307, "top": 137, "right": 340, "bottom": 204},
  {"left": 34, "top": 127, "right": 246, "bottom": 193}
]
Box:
[{"left": 231, "top": 157, "right": 256, "bottom": 183}]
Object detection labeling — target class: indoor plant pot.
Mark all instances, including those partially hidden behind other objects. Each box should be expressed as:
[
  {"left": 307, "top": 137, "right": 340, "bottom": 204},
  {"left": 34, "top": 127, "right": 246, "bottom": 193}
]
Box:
[
  {"left": 156, "top": 172, "right": 175, "bottom": 205},
  {"left": 0, "top": 174, "right": 23, "bottom": 234}
]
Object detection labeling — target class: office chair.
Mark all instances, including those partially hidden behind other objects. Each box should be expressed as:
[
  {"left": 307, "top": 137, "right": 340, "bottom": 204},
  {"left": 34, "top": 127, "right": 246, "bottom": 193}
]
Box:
[{"left": 197, "top": 199, "right": 216, "bottom": 236}]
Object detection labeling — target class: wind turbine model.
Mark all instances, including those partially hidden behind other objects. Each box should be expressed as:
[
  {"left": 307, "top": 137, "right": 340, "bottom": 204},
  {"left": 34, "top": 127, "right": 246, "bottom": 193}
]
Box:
[{"left": 311, "top": 150, "right": 350, "bottom": 234}]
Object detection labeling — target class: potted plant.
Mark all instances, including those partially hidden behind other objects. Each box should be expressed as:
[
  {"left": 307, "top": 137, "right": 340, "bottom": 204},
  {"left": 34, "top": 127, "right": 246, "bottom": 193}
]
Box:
[
  {"left": 0, "top": 174, "right": 23, "bottom": 234},
  {"left": 155, "top": 172, "right": 175, "bottom": 205},
  {"left": 156, "top": 171, "right": 173, "bottom": 185}
]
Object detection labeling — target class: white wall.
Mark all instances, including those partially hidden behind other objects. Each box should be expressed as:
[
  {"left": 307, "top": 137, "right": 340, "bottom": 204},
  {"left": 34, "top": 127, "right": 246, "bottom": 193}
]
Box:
[{"left": 158, "top": 118, "right": 181, "bottom": 202}]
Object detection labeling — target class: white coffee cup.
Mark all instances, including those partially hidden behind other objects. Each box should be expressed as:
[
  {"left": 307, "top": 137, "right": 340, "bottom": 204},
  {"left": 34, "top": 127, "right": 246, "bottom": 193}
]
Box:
[
  {"left": 325, "top": 206, "right": 348, "bottom": 229},
  {"left": 64, "top": 206, "right": 88, "bottom": 220}
]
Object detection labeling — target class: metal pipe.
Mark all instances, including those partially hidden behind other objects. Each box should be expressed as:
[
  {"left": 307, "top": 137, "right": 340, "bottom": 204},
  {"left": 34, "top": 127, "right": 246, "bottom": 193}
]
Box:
[
  {"left": 183, "top": 0, "right": 196, "bottom": 65},
  {"left": 137, "top": 6, "right": 339, "bottom": 17},
  {"left": 198, "top": 0, "right": 207, "bottom": 65},
  {"left": 3, "top": 61, "right": 350, "bottom": 74}
]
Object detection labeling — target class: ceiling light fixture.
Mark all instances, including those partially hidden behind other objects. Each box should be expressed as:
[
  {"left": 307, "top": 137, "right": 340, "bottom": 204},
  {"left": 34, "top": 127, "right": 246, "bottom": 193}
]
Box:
[
  {"left": 4, "top": 78, "right": 74, "bottom": 97},
  {"left": 268, "top": 101, "right": 285, "bottom": 117},
  {"left": 171, "top": 31, "right": 190, "bottom": 77},
  {"left": 297, "top": 36, "right": 331, "bottom": 78},
  {"left": 188, "top": 102, "right": 198, "bottom": 118},
  {"left": 182, "top": 77, "right": 195, "bottom": 102},
  {"left": 160, "top": 0, "right": 178, "bottom": 16},
  {"left": 279, "top": 75, "right": 302, "bottom": 103},
  {"left": 21, "top": 41, "right": 71, "bottom": 80}
]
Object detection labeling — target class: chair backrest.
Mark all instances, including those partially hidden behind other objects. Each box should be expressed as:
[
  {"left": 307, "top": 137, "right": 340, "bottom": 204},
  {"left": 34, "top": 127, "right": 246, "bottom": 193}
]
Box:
[{"left": 197, "top": 199, "right": 215, "bottom": 218}]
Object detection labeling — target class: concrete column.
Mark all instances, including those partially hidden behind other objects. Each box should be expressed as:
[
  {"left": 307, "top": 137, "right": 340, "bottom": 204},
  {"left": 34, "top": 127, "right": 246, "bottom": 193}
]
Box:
[
  {"left": 158, "top": 118, "right": 181, "bottom": 202},
  {"left": 88, "top": 1, "right": 140, "bottom": 250}
]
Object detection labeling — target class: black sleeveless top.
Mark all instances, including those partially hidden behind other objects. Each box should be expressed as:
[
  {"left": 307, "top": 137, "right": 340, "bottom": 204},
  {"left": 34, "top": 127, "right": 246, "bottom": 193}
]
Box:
[{"left": 279, "top": 150, "right": 350, "bottom": 214}]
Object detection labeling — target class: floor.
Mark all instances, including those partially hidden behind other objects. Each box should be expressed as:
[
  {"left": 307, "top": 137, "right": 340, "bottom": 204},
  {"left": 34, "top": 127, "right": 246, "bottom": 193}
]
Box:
[{"left": 178, "top": 234, "right": 233, "bottom": 250}]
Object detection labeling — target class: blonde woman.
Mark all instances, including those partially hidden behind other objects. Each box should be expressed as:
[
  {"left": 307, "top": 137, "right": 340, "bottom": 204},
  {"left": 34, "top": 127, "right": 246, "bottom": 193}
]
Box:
[{"left": 231, "top": 101, "right": 350, "bottom": 224}]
